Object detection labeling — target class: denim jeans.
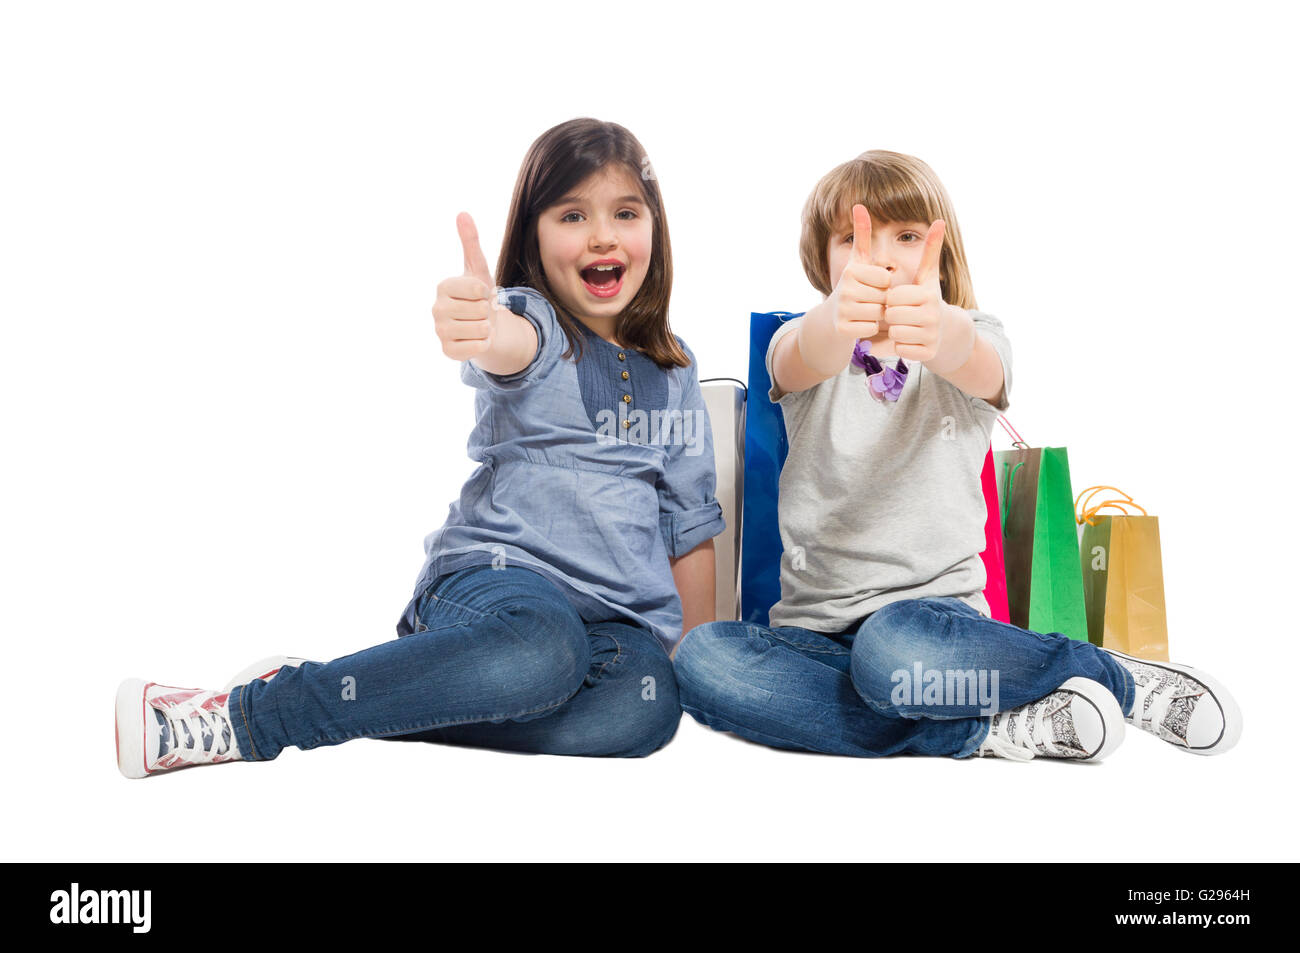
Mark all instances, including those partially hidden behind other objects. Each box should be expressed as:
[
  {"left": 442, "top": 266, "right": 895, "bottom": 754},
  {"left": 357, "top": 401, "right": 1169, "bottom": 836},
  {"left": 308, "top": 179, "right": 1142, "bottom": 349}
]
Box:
[
  {"left": 228, "top": 565, "right": 681, "bottom": 760},
  {"left": 674, "top": 597, "right": 1137, "bottom": 758}
]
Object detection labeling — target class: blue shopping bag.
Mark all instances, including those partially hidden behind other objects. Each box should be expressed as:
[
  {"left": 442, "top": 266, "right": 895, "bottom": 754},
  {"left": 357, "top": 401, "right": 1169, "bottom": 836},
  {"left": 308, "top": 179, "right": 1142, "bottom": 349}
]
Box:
[{"left": 740, "top": 310, "right": 804, "bottom": 625}]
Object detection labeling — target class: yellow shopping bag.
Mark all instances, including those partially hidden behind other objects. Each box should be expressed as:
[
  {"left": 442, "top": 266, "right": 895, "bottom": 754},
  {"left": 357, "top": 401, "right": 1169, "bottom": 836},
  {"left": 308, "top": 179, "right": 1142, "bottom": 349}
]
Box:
[{"left": 1075, "top": 486, "right": 1169, "bottom": 661}]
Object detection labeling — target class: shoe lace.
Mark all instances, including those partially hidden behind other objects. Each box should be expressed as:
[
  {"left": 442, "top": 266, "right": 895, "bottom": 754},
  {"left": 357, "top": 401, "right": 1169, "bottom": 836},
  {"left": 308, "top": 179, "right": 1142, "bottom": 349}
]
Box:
[
  {"left": 160, "top": 693, "right": 234, "bottom": 765},
  {"left": 979, "top": 694, "right": 1080, "bottom": 760},
  {"left": 1133, "top": 672, "right": 1202, "bottom": 749},
  {"left": 978, "top": 726, "right": 1036, "bottom": 761}
]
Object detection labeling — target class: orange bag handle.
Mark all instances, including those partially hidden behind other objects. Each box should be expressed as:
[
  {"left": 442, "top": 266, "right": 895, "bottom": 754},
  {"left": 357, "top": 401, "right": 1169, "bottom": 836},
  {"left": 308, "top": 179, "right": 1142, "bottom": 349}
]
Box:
[
  {"left": 1076, "top": 486, "right": 1149, "bottom": 524},
  {"left": 1076, "top": 485, "right": 1132, "bottom": 517},
  {"left": 1082, "top": 499, "right": 1148, "bottom": 522},
  {"left": 1075, "top": 485, "right": 1149, "bottom": 526}
]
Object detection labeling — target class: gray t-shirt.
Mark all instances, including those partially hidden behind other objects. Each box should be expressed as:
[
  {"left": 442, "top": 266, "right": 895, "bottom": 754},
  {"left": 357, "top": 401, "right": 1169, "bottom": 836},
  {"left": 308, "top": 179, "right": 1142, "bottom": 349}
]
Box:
[{"left": 764, "top": 311, "right": 1013, "bottom": 632}]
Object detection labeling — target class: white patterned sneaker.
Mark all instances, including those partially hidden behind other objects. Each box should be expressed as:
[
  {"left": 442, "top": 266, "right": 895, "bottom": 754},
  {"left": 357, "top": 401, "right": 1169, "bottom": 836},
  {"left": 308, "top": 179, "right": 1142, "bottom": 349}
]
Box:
[
  {"left": 221, "top": 655, "right": 311, "bottom": 692},
  {"left": 1102, "top": 648, "right": 1242, "bottom": 755},
  {"left": 115, "top": 680, "right": 242, "bottom": 779},
  {"left": 976, "top": 677, "right": 1125, "bottom": 762}
]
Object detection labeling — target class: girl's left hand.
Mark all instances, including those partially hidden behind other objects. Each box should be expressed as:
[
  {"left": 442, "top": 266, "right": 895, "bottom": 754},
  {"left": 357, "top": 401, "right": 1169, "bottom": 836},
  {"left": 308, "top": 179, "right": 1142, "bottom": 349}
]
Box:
[{"left": 883, "top": 221, "right": 948, "bottom": 362}]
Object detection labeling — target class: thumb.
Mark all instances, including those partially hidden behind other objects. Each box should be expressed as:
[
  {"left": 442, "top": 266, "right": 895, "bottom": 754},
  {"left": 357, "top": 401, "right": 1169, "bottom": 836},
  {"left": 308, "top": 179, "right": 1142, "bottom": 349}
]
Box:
[
  {"left": 850, "top": 204, "right": 874, "bottom": 266},
  {"left": 914, "top": 219, "right": 946, "bottom": 287},
  {"left": 456, "top": 212, "right": 495, "bottom": 288}
]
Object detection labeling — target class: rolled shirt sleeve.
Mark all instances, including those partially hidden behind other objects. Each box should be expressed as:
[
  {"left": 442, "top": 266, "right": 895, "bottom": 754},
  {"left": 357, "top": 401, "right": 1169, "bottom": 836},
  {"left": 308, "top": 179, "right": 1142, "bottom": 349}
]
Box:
[
  {"left": 764, "top": 316, "right": 803, "bottom": 404},
  {"left": 460, "top": 287, "right": 565, "bottom": 392},
  {"left": 657, "top": 337, "right": 726, "bottom": 558},
  {"left": 969, "top": 309, "right": 1013, "bottom": 413}
]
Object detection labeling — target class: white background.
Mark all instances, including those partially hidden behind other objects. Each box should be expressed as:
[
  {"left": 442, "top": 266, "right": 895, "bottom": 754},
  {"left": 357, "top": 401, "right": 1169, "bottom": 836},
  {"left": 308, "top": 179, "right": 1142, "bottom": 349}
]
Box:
[{"left": 3, "top": 0, "right": 1297, "bottom": 861}]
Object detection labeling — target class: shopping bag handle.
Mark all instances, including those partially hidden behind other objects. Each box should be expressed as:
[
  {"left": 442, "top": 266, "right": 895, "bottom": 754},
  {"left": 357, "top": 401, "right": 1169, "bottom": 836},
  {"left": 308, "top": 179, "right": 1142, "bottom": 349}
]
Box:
[
  {"left": 1080, "top": 499, "right": 1148, "bottom": 524},
  {"left": 1000, "top": 459, "right": 1024, "bottom": 534},
  {"left": 996, "top": 415, "right": 1030, "bottom": 450},
  {"left": 1075, "top": 485, "right": 1149, "bottom": 525}
]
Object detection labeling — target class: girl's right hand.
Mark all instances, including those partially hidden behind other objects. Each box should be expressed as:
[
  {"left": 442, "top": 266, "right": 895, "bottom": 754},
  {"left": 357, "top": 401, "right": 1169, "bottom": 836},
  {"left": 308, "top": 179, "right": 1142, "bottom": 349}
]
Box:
[
  {"left": 832, "top": 204, "right": 892, "bottom": 340},
  {"left": 433, "top": 212, "right": 503, "bottom": 361}
]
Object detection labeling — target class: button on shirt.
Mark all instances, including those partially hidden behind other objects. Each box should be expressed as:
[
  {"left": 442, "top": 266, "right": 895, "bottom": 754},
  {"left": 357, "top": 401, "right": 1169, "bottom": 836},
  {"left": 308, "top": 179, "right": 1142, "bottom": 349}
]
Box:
[{"left": 396, "top": 286, "right": 726, "bottom": 652}]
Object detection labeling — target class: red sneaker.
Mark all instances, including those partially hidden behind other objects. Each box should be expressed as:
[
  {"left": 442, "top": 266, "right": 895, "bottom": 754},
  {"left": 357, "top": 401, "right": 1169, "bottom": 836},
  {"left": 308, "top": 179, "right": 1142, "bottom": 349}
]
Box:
[{"left": 115, "top": 680, "right": 242, "bottom": 779}]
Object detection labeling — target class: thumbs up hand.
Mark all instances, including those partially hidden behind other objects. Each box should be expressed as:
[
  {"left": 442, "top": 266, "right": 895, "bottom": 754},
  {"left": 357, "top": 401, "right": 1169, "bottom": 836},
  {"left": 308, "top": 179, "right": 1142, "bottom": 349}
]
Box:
[
  {"left": 831, "top": 204, "right": 892, "bottom": 341},
  {"left": 433, "top": 212, "right": 506, "bottom": 362},
  {"left": 882, "top": 220, "right": 967, "bottom": 364}
]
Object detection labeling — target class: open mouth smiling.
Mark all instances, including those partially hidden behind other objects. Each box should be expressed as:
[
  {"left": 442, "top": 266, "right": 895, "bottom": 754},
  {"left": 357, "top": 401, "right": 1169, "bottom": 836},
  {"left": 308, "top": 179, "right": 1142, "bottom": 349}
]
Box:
[{"left": 579, "top": 259, "right": 626, "bottom": 298}]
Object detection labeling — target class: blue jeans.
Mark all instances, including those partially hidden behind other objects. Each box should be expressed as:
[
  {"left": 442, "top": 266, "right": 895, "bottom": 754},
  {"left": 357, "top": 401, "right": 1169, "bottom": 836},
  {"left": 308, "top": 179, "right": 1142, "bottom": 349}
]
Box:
[
  {"left": 228, "top": 565, "right": 680, "bottom": 760},
  {"left": 674, "top": 597, "right": 1137, "bottom": 758}
]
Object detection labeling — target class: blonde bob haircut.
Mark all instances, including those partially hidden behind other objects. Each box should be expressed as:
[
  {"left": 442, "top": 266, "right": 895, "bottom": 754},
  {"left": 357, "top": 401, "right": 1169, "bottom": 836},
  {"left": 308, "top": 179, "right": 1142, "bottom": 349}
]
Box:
[{"left": 799, "top": 150, "right": 977, "bottom": 310}]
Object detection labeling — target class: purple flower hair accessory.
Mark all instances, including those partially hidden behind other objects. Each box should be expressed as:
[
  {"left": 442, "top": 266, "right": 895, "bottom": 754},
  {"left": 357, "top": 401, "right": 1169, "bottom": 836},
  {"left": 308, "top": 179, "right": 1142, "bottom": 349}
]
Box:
[{"left": 850, "top": 339, "right": 908, "bottom": 402}]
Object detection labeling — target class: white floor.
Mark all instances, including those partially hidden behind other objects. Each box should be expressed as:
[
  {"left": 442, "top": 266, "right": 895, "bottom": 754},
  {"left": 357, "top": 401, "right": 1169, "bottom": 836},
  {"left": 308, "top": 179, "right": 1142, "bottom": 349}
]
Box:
[{"left": 14, "top": 658, "right": 1290, "bottom": 862}]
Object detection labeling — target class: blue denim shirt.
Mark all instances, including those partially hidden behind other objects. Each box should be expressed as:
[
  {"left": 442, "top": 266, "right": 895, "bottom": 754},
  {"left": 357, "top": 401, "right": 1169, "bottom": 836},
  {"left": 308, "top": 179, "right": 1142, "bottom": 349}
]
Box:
[{"left": 396, "top": 286, "right": 725, "bottom": 651}]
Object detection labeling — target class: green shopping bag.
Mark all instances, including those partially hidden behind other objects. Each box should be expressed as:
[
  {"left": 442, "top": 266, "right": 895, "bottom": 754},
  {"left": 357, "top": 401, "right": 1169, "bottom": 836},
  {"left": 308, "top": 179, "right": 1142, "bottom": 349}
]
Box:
[{"left": 994, "top": 445, "right": 1088, "bottom": 641}]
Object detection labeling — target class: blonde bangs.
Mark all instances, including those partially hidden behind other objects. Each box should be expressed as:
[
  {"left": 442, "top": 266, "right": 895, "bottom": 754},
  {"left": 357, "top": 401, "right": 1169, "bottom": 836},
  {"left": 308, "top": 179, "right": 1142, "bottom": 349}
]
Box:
[{"left": 799, "top": 150, "right": 978, "bottom": 310}]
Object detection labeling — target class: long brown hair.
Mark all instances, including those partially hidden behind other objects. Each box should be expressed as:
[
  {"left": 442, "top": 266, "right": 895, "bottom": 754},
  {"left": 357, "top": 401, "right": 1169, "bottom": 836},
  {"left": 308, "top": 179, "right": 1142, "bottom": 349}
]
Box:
[
  {"left": 495, "top": 118, "right": 689, "bottom": 369},
  {"left": 798, "top": 150, "right": 978, "bottom": 310}
]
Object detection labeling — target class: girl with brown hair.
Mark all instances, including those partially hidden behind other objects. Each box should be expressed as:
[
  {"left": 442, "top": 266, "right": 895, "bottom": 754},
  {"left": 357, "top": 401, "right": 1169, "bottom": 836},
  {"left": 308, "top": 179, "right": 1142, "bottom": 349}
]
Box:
[{"left": 116, "top": 118, "right": 724, "bottom": 776}]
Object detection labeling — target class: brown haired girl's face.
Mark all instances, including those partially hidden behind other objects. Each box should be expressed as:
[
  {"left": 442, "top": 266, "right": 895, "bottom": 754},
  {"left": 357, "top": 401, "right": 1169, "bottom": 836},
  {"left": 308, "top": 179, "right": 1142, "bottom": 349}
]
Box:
[
  {"left": 826, "top": 210, "right": 932, "bottom": 291},
  {"left": 536, "top": 165, "right": 652, "bottom": 333}
]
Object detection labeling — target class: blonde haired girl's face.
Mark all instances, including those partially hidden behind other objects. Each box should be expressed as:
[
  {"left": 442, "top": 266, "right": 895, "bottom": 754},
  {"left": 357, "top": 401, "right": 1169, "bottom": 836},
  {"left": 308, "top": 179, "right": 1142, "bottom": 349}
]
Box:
[
  {"left": 536, "top": 165, "right": 653, "bottom": 329},
  {"left": 826, "top": 213, "right": 931, "bottom": 291}
]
